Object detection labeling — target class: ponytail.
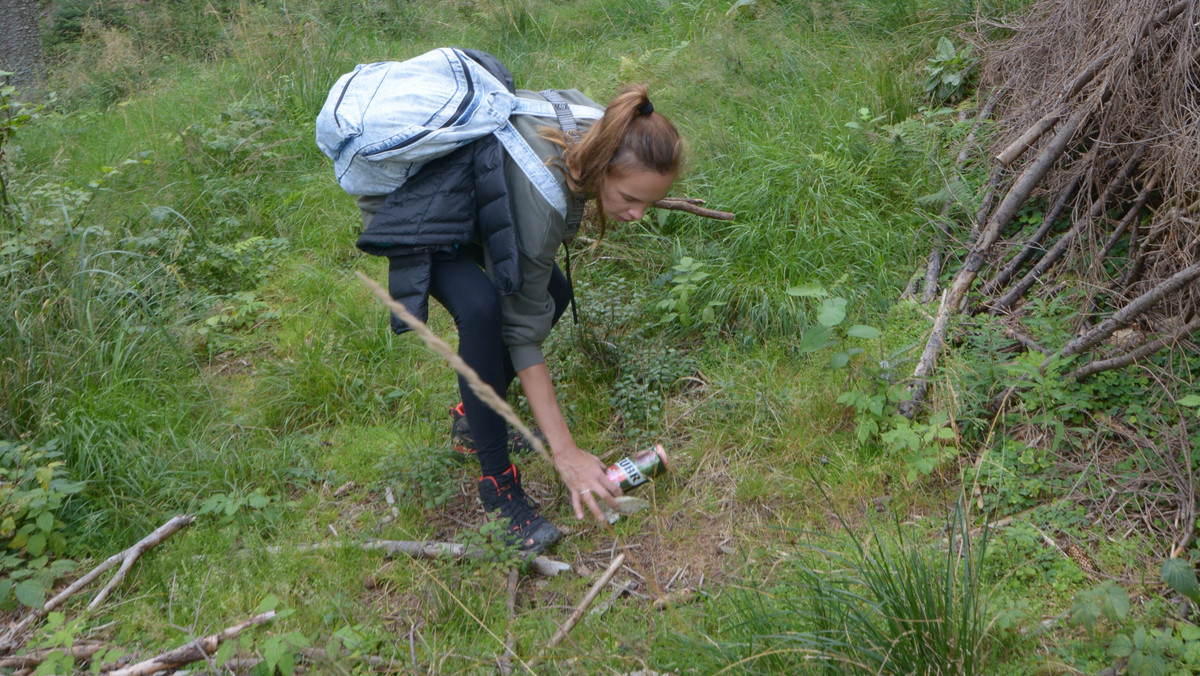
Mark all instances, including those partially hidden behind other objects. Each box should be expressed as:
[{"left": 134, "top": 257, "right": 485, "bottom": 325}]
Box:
[{"left": 542, "top": 85, "right": 683, "bottom": 233}]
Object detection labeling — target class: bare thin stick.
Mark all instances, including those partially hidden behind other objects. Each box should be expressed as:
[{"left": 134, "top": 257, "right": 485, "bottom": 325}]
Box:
[
  {"left": 355, "top": 271, "right": 550, "bottom": 464},
  {"left": 653, "top": 197, "right": 734, "bottom": 221},
  {"left": 1171, "top": 418, "right": 1195, "bottom": 559},
  {"left": 1050, "top": 261, "right": 1200, "bottom": 366},
  {"left": 0, "top": 643, "right": 106, "bottom": 670},
  {"left": 547, "top": 553, "right": 625, "bottom": 649},
  {"left": 498, "top": 568, "right": 520, "bottom": 676},
  {"left": 2, "top": 515, "right": 195, "bottom": 647},
  {"left": 107, "top": 611, "right": 274, "bottom": 676},
  {"left": 1068, "top": 315, "right": 1200, "bottom": 381}
]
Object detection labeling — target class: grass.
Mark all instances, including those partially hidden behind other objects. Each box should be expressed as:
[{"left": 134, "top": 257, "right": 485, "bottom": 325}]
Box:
[{"left": 9, "top": 0, "right": 1184, "bottom": 674}]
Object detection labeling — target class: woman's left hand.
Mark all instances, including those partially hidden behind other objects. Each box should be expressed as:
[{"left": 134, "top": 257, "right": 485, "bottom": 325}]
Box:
[{"left": 552, "top": 445, "right": 623, "bottom": 526}]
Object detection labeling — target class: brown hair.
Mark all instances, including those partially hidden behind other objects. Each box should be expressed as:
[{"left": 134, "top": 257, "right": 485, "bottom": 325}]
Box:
[{"left": 542, "top": 85, "right": 683, "bottom": 233}]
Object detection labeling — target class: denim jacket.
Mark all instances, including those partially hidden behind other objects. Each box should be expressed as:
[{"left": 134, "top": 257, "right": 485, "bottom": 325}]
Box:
[{"left": 315, "top": 47, "right": 602, "bottom": 218}]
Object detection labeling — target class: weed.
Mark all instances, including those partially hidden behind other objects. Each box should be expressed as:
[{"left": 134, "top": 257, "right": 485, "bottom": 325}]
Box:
[
  {"left": 0, "top": 439, "right": 84, "bottom": 610},
  {"left": 924, "top": 37, "right": 978, "bottom": 104},
  {"left": 376, "top": 447, "right": 462, "bottom": 512},
  {"left": 683, "top": 504, "right": 992, "bottom": 675}
]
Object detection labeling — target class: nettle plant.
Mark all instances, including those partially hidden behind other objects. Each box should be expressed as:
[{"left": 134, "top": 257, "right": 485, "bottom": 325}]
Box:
[
  {"left": 655, "top": 256, "right": 724, "bottom": 331},
  {"left": 787, "top": 282, "right": 957, "bottom": 480},
  {"left": 786, "top": 281, "right": 881, "bottom": 368}
]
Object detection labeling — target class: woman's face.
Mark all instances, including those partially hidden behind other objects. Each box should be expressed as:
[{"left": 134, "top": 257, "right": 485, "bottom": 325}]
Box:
[{"left": 598, "top": 168, "right": 676, "bottom": 223}]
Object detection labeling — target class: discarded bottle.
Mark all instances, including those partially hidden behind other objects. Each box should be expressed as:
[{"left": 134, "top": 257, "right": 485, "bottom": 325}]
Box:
[{"left": 606, "top": 444, "right": 668, "bottom": 492}]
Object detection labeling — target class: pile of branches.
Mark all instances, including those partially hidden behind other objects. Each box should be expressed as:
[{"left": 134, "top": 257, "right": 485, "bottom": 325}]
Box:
[{"left": 907, "top": 0, "right": 1200, "bottom": 411}]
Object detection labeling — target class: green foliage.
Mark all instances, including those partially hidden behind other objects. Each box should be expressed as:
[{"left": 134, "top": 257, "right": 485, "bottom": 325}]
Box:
[
  {"left": 1162, "top": 557, "right": 1200, "bottom": 606},
  {"left": 610, "top": 342, "right": 694, "bottom": 444},
  {"left": 376, "top": 448, "right": 462, "bottom": 512},
  {"left": 654, "top": 255, "right": 725, "bottom": 332},
  {"left": 197, "top": 489, "right": 289, "bottom": 533},
  {"left": 0, "top": 440, "right": 84, "bottom": 610},
  {"left": 1070, "top": 580, "right": 1131, "bottom": 632},
  {"left": 923, "top": 37, "right": 977, "bottom": 104},
  {"left": 196, "top": 290, "right": 281, "bottom": 356},
  {"left": 28, "top": 612, "right": 125, "bottom": 675},
  {"left": 458, "top": 519, "right": 523, "bottom": 577},
  {"left": 684, "top": 506, "right": 991, "bottom": 675},
  {"left": 1107, "top": 622, "right": 1200, "bottom": 676},
  {"left": 837, "top": 383, "right": 956, "bottom": 482},
  {"left": 787, "top": 281, "right": 881, "bottom": 369}
]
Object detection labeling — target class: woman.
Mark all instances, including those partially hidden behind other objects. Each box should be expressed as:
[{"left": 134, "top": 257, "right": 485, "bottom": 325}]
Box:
[{"left": 359, "top": 84, "right": 682, "bottom": 553}]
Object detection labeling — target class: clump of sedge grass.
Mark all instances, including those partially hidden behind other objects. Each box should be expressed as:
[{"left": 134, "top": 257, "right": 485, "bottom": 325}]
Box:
[{"left": 688, "top": 500, "right": 991, "bottom": 675}]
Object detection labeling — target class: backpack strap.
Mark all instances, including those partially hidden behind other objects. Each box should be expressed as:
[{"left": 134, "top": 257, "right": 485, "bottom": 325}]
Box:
[{"left": 539, "top": 89, "right": 587, "bottom": 325}]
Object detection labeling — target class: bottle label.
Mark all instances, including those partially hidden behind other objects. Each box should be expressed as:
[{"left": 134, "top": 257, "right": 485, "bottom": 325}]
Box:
[{"left": 614, "top": 457, "right": 646, "bottom": 487}]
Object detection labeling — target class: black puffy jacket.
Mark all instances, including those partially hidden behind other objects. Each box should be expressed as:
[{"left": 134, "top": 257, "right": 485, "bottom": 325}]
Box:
[{"left": 355, "top": 49, "right": 522, "bottom": 333}]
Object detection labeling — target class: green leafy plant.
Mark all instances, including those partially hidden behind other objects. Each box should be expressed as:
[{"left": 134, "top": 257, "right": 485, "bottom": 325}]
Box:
[
  {"left": 376, "top": 447, "right": 462, "bottom": 511},
  {"left": 28, "top": 612, "right": 124, "bottom": 675},
  {"left": 1069, "top": 580, "right": 1131, "bottom": 632},
  {"left": 837, "top": 383, "right": 956, "bottom": 481},
  {"left": 198, "top": 489, "right": 288, "bottom": 532},
  {"left": 1108, "top": 623, "right": 1200, "bottom": 676},
  {"left": 196, "top": 290, "right": 280, "bottom": 355},
  {"left": 655, "top": 256, "right": 724, "bottom": 331},
  {"left": 923, "top": 36, "right": 977, "bottom": 104},
  {"left": 0, "top": 439, "right": 84, "bottom": 610},
  {"left": 610, "top": 342, "right": 694, "bottom": 444},
  {"left": 786, "top": 282, "right": 880, "bottom": 369},
  {"left": 458, "top": 519, "right": 523, "bottom": 577}
]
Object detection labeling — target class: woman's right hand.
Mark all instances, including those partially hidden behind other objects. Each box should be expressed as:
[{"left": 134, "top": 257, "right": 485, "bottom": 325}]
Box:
[{"left": 552, "top": 444, "right": 623, "bottom": 526}]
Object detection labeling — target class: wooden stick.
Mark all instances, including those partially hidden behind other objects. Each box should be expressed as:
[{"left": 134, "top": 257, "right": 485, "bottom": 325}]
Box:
[
  {"left": 992, "top": 145, "right": 1146, "bottom": 312},
  {"left": 995, "top": 106, "right": 1066, "bottom": 167},
  {"left": 1170, "top": 419, "right": 1196, "bottom": 559},
  {"left": 355, "top": 272, "right": 550, "bottom": 464},
  {"left": 546, "top": 554, "right": 625, "bottom": 649},
  {"left": 1, "top": 515, "right": 195, "bottom": 649},
  {"left": 0, "top": 643, "right": 107, "bottom": 669},
  {"left": 364, "top": 539, "right": 570, "bottom": 577},
  {"left": 498, "top": 568, "right": 520, "bottom": 676},
  {"left": 979, "top": 172, "right": 1081, "bottom": 298},
  {"left": 653, "top": 197, "right": 734, "bottom": 221},
  {"left": 1068, "top": 315, "right": 1200, "bottom": 381},
  {"left": 106, "top": 611, "right": 274, "bottom": 676},
  {"left": 1049, "top": 261, "right": 1200, "bottom": 366}
]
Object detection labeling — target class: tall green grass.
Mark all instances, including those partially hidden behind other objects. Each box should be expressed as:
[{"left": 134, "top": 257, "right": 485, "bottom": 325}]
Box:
[
  {"left": 682, "top": 505, "right": 992, "bottom": 675},
  {"left": 0, "top": 0, "right": 1020, "bottom": 663}
]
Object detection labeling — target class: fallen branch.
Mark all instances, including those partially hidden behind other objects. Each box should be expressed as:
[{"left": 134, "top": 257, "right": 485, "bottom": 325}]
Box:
[
  {"left": 365, "top": 539, "right": 570, "bottom": 577},
  {"left": 547, "top": 554, "right": 625, "bottom": 649},
  {"left": 1050, "top": 260, "right": 1200, "bottom": 366},
  {"left": 0, "top": 643, "right": 107, "bottom": 670},
  {"left": 106, "top": 611, "right": 274, "bottom": 676},
  {"left": 1170, "top": 418, "right": 1195, "bottom": 560},
  {"left": 991, "top": 144, "right": 1146, "bottom": 312},
  {"left": 1067, "top": 315, "right": 1200, "bottom": 381},
  {"left": 498, "top": 568, "right": 520, "bottom": 676},
  {"left": 2, "top": 515, "right": 195, "bottom": 649},
  {"left": 979, "top": 172, "right": 1081, "bottom": 297},
  {"left": 653, "top": 197, "right": 734, "bottom": 221}
]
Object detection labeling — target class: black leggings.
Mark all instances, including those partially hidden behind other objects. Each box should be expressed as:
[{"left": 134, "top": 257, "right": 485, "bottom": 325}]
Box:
[{"left": 392, "top": 248, "right": 570, "bottom": 476}]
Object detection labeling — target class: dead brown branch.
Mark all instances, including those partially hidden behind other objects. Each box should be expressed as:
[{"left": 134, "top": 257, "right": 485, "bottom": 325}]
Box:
[
  {"left": 106, "top": 611, "right": 274, "bottom": 676},
  {"left": 1, "top": 515, "right": 195, "bottom": 651},
  {"left": 653, "top": 197, "right": 734, "bottom": 221},
  {"left": 546, "top": 553, "right": 625, "bottom": 649}
]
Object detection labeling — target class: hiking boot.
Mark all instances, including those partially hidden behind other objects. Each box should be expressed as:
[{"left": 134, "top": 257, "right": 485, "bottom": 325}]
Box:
[
  {"left": 478, "top": 464, "right": 562, "bottom": 553},
  {"left": 449, "top": 403, "right": 545, "bottom": 461}
]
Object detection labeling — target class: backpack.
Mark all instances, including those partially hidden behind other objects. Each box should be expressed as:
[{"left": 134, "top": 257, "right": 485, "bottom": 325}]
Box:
[{"left": 315, "top": 47, "right": 603, "bottom": 218}]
